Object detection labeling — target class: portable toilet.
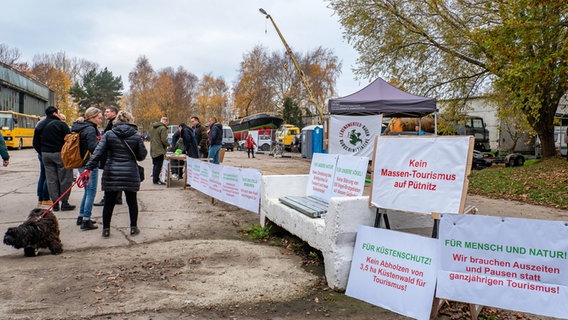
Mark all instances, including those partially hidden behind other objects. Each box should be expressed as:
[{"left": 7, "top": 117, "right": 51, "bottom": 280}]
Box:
[
  {"left": 313, "top": 126, "right": 324, "bottom": 154},
  {"left": 301, "top": 125, "right": 323, "bottom": 159}
]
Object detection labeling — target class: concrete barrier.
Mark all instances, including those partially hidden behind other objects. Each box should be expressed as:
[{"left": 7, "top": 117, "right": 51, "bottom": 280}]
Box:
[{"left": 260, "top": 174, "right": 375, "bottom": 290}]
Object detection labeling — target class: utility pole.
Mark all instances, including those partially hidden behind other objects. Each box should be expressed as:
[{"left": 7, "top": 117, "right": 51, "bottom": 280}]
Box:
[{"left": 259, "top": 8, "right": 324, "bottom": 125}]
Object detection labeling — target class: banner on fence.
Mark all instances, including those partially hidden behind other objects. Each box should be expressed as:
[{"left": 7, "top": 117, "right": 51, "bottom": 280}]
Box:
[{"left": 186, "top": 158, "right": 262, "bottom": 214}]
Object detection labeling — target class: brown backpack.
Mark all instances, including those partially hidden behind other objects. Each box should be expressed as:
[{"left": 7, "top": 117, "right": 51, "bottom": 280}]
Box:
[{"left": 61, "top": 131, "right": 90, "bottom": 169}]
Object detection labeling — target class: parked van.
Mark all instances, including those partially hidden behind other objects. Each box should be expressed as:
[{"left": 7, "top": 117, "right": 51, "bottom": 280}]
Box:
[{"left": 222, "top": 126, "right": 234, "bottom": 151}]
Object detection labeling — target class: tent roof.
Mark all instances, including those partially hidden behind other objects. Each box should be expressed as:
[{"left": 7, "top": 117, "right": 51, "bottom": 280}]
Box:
[{"left": 328, "top": 77, "right": 436, "bottom": 117}]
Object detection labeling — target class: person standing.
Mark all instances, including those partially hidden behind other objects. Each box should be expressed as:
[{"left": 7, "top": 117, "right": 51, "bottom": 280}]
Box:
[
  {"left": 149, "top": 116, "right": 169, "bottom": 185},
  {"left": 71, "top": 107, "right": 103, "bottom": 230},
  {"left": 83, "top": 111, "right": 147, "bottom": 238},
  {"left": 94, "top": 106, "right": 122, "bottom": 206},
  {"left": 180, "top": 123, "right": 199, "bottom": 159},
  {"left": 40, "top": 106, "right": 75, "bottom": 212},
  {"left": 207, "top": 117, "right": 223, "bottom": 164},
  {"left": 0, "top": 132, "right": 9, "bottom": 167},
  {"left": 190, "top": 116, "right": 208, "bottom": 158},
  {"left": 246, "top": 134, "right": 256, "bottom": 158},
  {"left": 33, "top": 114, "right": 53, "bottom": 206}
]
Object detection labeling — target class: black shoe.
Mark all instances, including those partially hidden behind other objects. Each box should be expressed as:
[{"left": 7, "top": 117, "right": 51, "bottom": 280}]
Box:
[
  {"left": 61, "top": 202, "right": 76, "bottom": 211},
  {"left": 116, "top": 198, "right": 123, "bottom": 205},
  {"left": 130, "top": 226, "right": 140, "bottom": 235},
  {"left": 153, "top": 181, "right": 165, "bottom": 185},
  {"left": 102, "top": 228, "right": 110, "bottom": 238},
  {"left": 81, "top": 219, "right": 98, "bottom": 230},
  {"left": 52, "top": 203, "right": 60, "bottom": 212},
  {"left": 93, "top": 199, "right": 105, "bottom": 206},
  {"left": 77, "top": 216, "right": 96, "bottom": 225}
]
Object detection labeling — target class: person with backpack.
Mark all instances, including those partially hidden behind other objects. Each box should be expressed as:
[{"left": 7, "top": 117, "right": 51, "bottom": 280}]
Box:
[
  {"left": 38, "top": 106, "right": 76, "bottom": 212},
  {"left": 70, "top": 107, "right": 103, "bottom": 230}
]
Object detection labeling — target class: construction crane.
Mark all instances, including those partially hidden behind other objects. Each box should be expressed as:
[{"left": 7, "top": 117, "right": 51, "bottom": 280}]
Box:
[{"left": 259, "top": 8, "right": 325, "bottom": 125}]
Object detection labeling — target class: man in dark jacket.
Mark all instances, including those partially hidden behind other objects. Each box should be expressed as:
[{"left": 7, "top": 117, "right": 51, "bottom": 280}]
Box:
[
  {"left": 190, "top": 116, "right": 208, "bottom": 158},
  {"left": 149, "top": 117, "right": 169, "bottom": 185},
  {"left": 180, "top": 123, "right": 199, "bottom": 159},
  {"left": 207, "top": 117, "right": 223, "bottom": 164},
  {"left": 39, "top": 106, "right": 75, "bottom": 212},
  {"left": 33, "top": 107, "right": 56, "bottom": 206}
]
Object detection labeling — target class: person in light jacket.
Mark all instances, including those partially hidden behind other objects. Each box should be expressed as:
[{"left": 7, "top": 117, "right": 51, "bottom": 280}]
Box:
[{"left": 83, "top": 111, "right": 147, "bottom": 238}]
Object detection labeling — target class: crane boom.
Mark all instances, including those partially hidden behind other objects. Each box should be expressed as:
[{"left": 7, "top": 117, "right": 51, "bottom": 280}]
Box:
[{"left": 259, "top": 8, "right": 324, "bottom": 124}]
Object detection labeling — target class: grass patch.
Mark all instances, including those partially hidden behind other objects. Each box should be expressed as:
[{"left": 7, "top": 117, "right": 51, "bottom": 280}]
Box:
[
  {"left": 468, "top": 157, "right": 568, "bottom": 209},
  {"left": 241, "top": 224, "right": 271, "bottom": 240}
]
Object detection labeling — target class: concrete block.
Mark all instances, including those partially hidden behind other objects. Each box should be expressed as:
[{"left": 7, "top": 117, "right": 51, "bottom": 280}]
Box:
[{"left": 261, "top": 175, "right": 376, "bottom": 290}]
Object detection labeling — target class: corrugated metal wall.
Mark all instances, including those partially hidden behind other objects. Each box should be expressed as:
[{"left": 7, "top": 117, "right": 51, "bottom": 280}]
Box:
[{"left": 0, "top": 63, "right": 54, "bottom": 116}]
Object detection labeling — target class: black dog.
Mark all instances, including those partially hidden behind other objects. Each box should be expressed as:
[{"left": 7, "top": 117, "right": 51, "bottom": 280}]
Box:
[{"left": 3, "top": 208, "right": 63, "bottom": 257}]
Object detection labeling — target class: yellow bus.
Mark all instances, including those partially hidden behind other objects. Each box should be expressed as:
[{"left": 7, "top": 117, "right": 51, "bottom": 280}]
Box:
[{"left": 0, "top": 111, "right": 41, "bottom": 149}]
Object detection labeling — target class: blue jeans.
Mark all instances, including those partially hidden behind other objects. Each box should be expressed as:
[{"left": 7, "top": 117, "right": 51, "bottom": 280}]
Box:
[
  {"left": 208, "top": 144, "right": 222, "bottom": 164},
  {"left": 79, "top": 167, "right": 98, "bottom": 220},
  {"left": 37, "top": 154, "right": 50, "bottom": 201}
]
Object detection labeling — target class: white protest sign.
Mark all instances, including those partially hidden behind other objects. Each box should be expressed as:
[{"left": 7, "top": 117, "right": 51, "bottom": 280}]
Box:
[
  {"left": 208, "top": 163, "right": 224, "bottom": 202},
  {"left": 160, "top": 159, "right": 169, "bottom": 183},
  {"left": 306, "top": 153, "right": 338, "bottom": 201},
  {"left": 371, "top": 136, "right": 472, "bottom": 214},
  {"left": 239, "top": 168, "right": 261, "bottom": 213},
  {"left": 184, "top": 156, "right": 193, "bottom": 185},
  {"left": 437, "top": 214, "right": 568, "bottom": 319},
  {"left": 329, "top": 114, "right": 383, "bottom": 158},
  {"left": 190, "top": 158, "right": 203, "bottom": 190},
  {"left": 331, "top": 155, "right": 368, "bottom": 197},
  {"left": 221, "top": 166, "right": 240, "bottom": 206},
  {"left": 196, "top": 161, "right": 211, "bottom": 193},
  {"left": 346, "top": 225, "right": 439, "bottom": 320}
]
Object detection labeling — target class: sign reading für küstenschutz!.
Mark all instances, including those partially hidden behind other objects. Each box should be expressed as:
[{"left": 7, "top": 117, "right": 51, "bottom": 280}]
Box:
[
  {"left": 371, "top": 136, "right": 472, "bottom": 214},
  {"left": 346, "top": 225, "right": 439, "bottom": 320},
  {"left": 437, "top": 214, "right": 568, "bottom": 319}
]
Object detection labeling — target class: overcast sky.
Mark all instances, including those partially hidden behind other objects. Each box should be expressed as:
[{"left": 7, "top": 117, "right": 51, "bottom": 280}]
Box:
[{"left": 1, "top": 0, "right": 370, "bottom": 97}]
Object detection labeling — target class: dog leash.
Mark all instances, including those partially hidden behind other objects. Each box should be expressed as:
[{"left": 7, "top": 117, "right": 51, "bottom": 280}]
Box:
[{"left": 39, "top": 170, "right": 91, "bottom": 219}]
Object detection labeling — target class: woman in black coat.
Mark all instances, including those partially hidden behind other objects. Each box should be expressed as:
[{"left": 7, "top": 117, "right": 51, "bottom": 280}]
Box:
[{"left": 84, "top": 111, "right": 148, "bottom": 238}]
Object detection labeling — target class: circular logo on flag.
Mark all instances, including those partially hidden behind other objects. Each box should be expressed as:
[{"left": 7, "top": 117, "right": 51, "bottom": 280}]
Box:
[{"left": 338, "top": 121, "right": 371, "bottom": 153}]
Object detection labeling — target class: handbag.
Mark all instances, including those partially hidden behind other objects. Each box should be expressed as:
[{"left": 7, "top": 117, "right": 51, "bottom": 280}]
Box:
[{"left": 119, "top": 136, "right": 145, "bottom": 182}]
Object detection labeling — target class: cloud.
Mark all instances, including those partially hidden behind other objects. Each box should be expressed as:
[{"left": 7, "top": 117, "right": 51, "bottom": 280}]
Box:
[{"left": 0, "top": 0, "right": 366, "bottom": 96}]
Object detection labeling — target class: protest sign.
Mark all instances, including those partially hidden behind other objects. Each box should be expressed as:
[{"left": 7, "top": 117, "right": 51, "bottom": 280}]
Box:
[
  {"left": 347, "top": 225, "right": 439, "bottom": 320},
  {"left": 370, "top": 136, "right": 472, "bottom": 214},
  {"left": 437, "top": 213, "right": 568, "bottom": 319}
]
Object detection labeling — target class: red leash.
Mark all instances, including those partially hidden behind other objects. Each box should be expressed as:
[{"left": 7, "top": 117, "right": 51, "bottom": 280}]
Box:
[{"left": 40, "top": 170, "right": 91, "bottom": 218}]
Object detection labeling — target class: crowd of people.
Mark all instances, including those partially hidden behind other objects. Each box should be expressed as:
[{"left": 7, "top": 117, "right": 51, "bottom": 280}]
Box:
[{"left": 1, "top": 103, "right": 233, "bottom": 238}]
